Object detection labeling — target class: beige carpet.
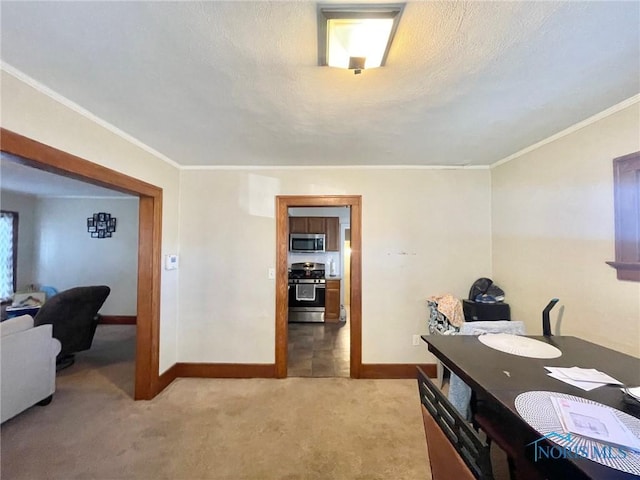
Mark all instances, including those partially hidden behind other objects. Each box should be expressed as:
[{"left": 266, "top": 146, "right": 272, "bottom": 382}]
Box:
[{"left": 1, "top": 326, "right": 431, "bottom": 480}]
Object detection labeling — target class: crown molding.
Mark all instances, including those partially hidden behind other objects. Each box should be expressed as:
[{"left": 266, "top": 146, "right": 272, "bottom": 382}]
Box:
[
  {"left": 1, "top": 61, "right": 182, "bottom": 170},
  {"left": 491, "top": 94, "right": 640, "bottom": 169},
  {"left": 180, "top": 164, "right": 490, "bottom": 171},
  {"left": 38, "top": 195, "right": 136, "bottom": 199}
]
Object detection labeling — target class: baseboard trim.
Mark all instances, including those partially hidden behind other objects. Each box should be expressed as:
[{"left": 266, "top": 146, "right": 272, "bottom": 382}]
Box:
[
  {"left": 175, "top": 363, "right": 277, "bottom": 378},
  {"left": 360, "top": 363, "right": 437, "bottom": 379},
  {"left": 157, "top": 364, "right": 179, "bottom": 393},
  {"left": 153, "top": 362, "right": 434, "bottom": 396},
  {"left": 100, "top": 315, "right": 137, "bottom": 325}
]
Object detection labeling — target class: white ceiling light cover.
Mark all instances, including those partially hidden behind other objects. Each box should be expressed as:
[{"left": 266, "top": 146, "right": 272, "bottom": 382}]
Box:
[{"left": 327, "top": 18, "right": 394, "bottom": 69}]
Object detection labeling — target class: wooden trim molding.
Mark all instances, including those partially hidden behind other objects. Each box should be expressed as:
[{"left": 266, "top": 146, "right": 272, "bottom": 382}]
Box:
[
  {"left": 275, "top": 196, "right": 362, "bottom": 379},
  {"left": 149, "top": 362, "right": 430, "bottom": 393},
  {"left": 0, "top": 128, "right": 163, "bottom": 400},
  {"left": 360, "top": 363, "right": 437, "bottom": 379},
  {"left": 100, "top": 315, "right": 137, "bottom": 325},
  {"left": 175, "top": 363, "right": 276, "bottom": 378},
  {"left": 605, "top": 262, "right": 640, "bottom": 282},
  {"left": 154, "top": 363, "right": 277, "bottom": 392},
  {"left": 607, "top": 151, "right": 640, "bottom": 282},
  {"left": 0, "top": 128, "right": 161, "bottom": 197},
  {"left": 157, "top": 364, "right": 179, "bottom": 392},
  {"left": 137, "top": 194, "right": 164, "bottom": 399},
  {"left": 350, "top": 198, "right": 362, "bottom": 378}
]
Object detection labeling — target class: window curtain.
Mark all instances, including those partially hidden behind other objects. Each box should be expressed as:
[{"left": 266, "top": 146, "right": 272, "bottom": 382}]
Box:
[{"left": 0, "top": 212, "right": 15, "bottom": 300}]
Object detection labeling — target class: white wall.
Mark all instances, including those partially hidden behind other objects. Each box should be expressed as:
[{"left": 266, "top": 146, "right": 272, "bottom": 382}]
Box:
[
  {"left": 178, "top": 168, "right": 492, "bottom": 364},
  {"left": 0, "top": 190, "right": 37, "bottom": 290},
  {"left": 33, "top": 197, "right": 139, "bottom": 315},
  {"left": 491, "top": 103, "right": 640, "bottom": 357},
  {"left": 1, "top": 70, "right": 181, "bottom": 372}
]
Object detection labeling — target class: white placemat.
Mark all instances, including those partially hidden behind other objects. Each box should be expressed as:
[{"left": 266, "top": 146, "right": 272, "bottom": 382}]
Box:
[
  {"left": 478, "top": 333, "right": 562, "bottom": 358},
  {"left": 515, "top": 391, "right": 640, "bottom": 475}
]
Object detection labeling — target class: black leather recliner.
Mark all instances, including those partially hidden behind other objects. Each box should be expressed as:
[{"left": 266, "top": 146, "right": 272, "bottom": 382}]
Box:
[{"left": 34, "top": 285, "right": 111, "bottom": 369}]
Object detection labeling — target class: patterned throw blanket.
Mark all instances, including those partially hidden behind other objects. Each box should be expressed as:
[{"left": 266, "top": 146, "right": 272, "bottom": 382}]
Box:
[
  {"left": 427, "top": 297, "right": 461, "bottom": 335},
  {"left": 427, "top": 294, "right": 464, "bottom": 335}
]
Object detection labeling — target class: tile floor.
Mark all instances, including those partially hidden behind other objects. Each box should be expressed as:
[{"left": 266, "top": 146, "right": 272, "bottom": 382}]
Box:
[{"left": 287, "top": 319, "right": 350, "bottom": 377}]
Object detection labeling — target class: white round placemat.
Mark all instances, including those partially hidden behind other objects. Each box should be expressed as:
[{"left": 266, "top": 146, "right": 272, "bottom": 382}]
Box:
[
  {"left": 478, "top": 333, "right": 562, "bottom": 358},
  {"left": 515, "top": 391, "right": 640, "bottom": 475}
]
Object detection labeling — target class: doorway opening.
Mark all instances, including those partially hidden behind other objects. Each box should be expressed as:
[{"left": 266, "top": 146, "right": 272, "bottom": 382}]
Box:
[
  {"left": 286, "top": 206, "right": 350, "bottom": 377},
  {"left": 0, "top": 128, "right": 162, "bottom": 400},
  {"left": 275, "top": 195, "right": 362, "bottom": 378}
]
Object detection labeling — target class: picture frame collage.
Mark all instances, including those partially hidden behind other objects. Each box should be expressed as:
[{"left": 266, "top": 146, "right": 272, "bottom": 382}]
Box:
[{"left": 87, "top": 212, "right": 117, "bottom": 238}]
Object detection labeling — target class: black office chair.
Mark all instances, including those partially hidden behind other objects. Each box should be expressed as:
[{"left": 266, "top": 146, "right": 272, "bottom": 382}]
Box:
[
  {"left": 542, "top": 298, "right": 559, "bottom": 336},
  {"left": 34, "top": 285, "right": 111, "bottom": 369},
  {"left": 417, "top": 367, "right": 494, "bottom": 480}
]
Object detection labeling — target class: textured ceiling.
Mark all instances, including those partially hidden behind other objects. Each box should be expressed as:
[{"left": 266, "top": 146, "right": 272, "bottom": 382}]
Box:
[
  {"left": 0, "top": 153, "right": 132, "bottom": 197},
  {"left": 1, "top": 1, "right": 638, "bottom": 167}
]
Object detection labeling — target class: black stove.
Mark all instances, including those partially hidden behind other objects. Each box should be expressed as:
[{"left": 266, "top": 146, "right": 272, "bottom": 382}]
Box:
[{"left": 288, "top": 262, "right": 326, "bottom": 323}]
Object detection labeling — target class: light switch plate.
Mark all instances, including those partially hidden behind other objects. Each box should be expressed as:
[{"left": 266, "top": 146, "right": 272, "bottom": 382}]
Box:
[{"left": 268, "top": 268, "right": 275, "bottom": 279}]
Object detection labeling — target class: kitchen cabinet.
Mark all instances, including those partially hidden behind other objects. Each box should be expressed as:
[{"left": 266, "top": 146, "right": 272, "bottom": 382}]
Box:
[
  {"left": 324, "top": 217, "right": 339, "bottom": 251},
  {"left": 289, "top": 216, "right": 325, "bottom": 234},
  {"left": 289, "top": 217, "right": 308, "bottom": 234},
  {"left": 288, "top": 216, "right": 340, "bottom": 252},
  {"left": 325, "top": 279, "right": 340, "bottom": 322},
  {"left": 307, "top": 217, "right": 325, "bottom": 234}
]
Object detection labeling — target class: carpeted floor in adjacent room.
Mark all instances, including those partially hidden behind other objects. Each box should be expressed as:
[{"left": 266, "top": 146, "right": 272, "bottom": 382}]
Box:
[{"left": 0, "top": 325, "right": 431, "bottom": 480}]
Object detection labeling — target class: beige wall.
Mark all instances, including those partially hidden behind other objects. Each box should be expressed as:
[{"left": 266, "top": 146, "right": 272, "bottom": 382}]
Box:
[
  {"left": 0, "top": 70, "right": 181, "bottom": 372},
  {"left": 34, "top": 197, "right": 139, "bottom": 316},
  {"left": 178, "top": 168, "right": 492, "bottom": 364},
  {"left": 491, "top": 103, "right": 640, "bottom": 356}
]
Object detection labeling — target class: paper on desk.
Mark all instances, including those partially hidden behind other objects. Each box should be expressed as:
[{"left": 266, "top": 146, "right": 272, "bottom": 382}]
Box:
[
  {"left": 558, "top": 367, "right": 623, "bottom": 385},
  {"left": 550, "top": 396, "right": 640, "bottom": 452},
  {"left": 544, "top": 367, "right": 622, "bottom": 391},
  {"left": 547, "top": 372, "right": 604, "bottom": 391}
]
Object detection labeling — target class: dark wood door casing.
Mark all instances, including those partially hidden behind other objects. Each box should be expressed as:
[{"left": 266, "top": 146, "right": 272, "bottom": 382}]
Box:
[
  {"left": 607, "top": 151, "right": 640, "bottom": 281},
  {"left": 0, "top": 128, "right": 163, "bottom": 400}
]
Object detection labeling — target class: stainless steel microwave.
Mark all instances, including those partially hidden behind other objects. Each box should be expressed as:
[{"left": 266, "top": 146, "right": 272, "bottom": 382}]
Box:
[{"left": 289, "top": 233, "right": 325, "bottom": 253}]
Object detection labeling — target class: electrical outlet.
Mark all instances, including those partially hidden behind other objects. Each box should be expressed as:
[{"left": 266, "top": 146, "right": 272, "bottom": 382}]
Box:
[
  {"left": 268, "top": 268, "right": 275, "bottom": 279},
  {"left": 412, "top": 334, "right": 421, "bottom": 346}
]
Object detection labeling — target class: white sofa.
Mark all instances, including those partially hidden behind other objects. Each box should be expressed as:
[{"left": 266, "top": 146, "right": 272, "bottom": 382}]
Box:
[{"left": 1, "top": 314, "right": 61, "bottom": 423}]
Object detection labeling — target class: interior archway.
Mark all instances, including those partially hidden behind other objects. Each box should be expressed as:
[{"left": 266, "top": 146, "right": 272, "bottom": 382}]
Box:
[{"left": 0, "top": 128, "right": 162, "bottom": 400}]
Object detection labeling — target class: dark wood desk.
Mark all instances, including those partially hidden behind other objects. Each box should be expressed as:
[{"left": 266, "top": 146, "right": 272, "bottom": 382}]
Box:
[{"left": 422, "top": 334, "right": 640, "bottom": 480}]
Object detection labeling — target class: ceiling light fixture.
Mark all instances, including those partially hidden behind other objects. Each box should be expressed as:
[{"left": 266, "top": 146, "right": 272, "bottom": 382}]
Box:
[{"left": 317, "top": 3, "right": 405, "bottom": 75}]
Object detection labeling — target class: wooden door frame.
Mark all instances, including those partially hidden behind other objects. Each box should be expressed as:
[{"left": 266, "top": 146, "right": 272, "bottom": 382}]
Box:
[
  {"left": 275, "top": 195, "right": 362, "bottom": 378},
  {"left": 1, "top": 128, "right": 162, "bottom": 400}
]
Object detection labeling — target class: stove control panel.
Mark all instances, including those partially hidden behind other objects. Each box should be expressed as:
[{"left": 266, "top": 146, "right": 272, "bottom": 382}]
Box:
[{"left": 288, "top": 278, "right": 326, "bottom": 284}]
